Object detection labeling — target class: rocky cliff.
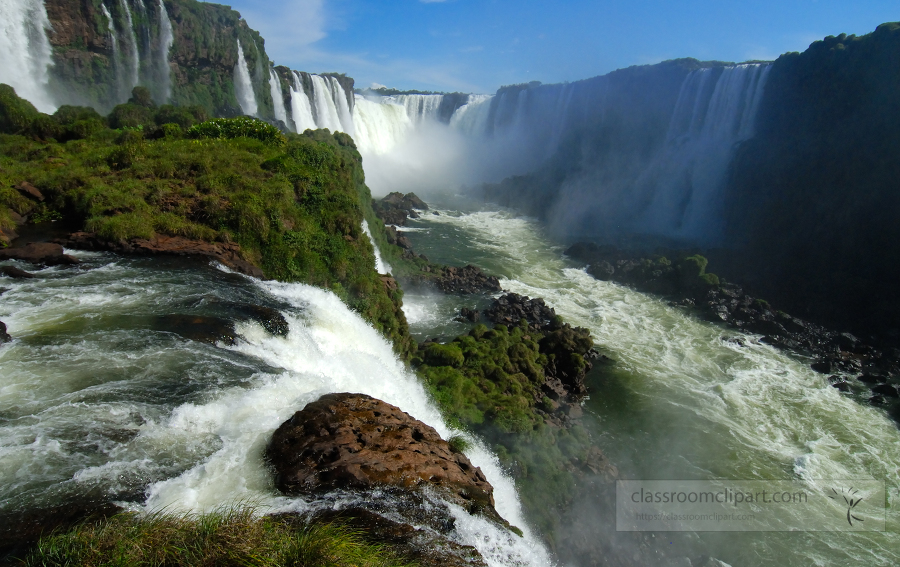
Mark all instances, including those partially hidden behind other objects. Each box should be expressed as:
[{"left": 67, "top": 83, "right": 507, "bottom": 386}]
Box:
[{"left": 44, "top": 0, "right": 274, "bottom": 117}]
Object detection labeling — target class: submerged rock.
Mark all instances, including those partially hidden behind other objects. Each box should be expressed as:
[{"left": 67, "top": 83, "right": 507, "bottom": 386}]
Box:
[
  {"left": 152, "top": 314, "right": 237, "bottom": 345},
  {"left": 0, "top": 321, "right": 10, "bottom": 344},
  {"left": 0, "top": 242, "right": 79, "bottom": 266},
  {"left": 267, "top": 393, "right": 499, "bottom": 519},
  {"left": 1, "top": 266, "right": 35, "bottom": 279}
]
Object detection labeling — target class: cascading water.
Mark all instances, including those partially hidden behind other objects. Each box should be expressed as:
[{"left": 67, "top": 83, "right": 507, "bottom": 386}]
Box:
[
  {"left": 157, "top": 0, "right": 174, "bottom": 102},
  {"left": 118, "top": 0, "right": 141, "bottom": 93},
  {"left": 0, "top": 251, "right": 550, "bottom": 567},
  {"left": 234, "top": 39, "right": 258, "bottom": 116},
  {"left": 289, "top": 72, "right": 316, "bottom": 133},
  {"left": 449, "top": 94, "right": 494, "bottom": 135},
  {"left": 100, "top": 3, "right": 126, "bottom": 102},
  {"left": 361, "top": 220, "right": 391, "bottom": 274},
  {"left": 352, "top": 95, "right": 412, "bottom": 154},
  {"left": 309, "top": 75, "right": 347, "bottom": 133},
  {"left": 400, "top": 202, "right": 900, "bottom": 567},
  {"left": 0, "top": 0, "right": 56, "bottom": 112},
  {"left": 631, "top": 63, "right": 772, "bottom": 242},
  {"left": 269, "top": 70, "right": 288, "bottom": 124},
  {"left": 392, "top": 94, "right": 445, "bottom": 126}
]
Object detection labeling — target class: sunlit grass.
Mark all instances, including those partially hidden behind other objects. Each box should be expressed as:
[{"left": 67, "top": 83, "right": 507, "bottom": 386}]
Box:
[{"left": 24, "top": 506, "right": 419, "bottom": 567}]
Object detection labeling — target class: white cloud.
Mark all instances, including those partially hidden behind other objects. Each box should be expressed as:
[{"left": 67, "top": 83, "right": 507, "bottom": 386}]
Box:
[{"left": 235, "top": 0, "right": 327, "bottom": 63}]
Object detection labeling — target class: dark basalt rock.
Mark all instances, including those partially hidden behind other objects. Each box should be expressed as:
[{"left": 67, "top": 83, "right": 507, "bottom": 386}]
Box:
[
  {"left": 456, "top": 307, "right": 480, "bottom": 323},
  {"left": 60, "top": 232, "right": 264, "bottom": 279},
  {"left": 267, "top": 393, "right": 501, "bottom": 523},
  {"left": 0, "top": 321, "right": 11, "bottom": 344},
  {"left": 484, "top": 292, "right": 556, "bottom": 332},
  {"left": 373, "top": 192, "right": 429, "bottom": 227},
  {"left": 432, "top": 265, "right": 501, "bottom": 295},
  {"left": 1, "top": 266, "right": 35, "bottom": 279},
  {"left": 152, "top": 314, "right": 237, "bottom": 345},
  {"left": 871, "top": 383, "right": 900, "bottom": 398},
  {"left": 0, "top": 242, "right": 79, "bottom": 266}
]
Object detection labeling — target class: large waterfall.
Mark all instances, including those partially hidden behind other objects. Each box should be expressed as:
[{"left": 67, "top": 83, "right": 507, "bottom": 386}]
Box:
[
  {"left": 157, "top": 0, "right": 174, "bottom": 102},
  {"left": 0, "top": 0, "right": 56, "bottom": 112}
]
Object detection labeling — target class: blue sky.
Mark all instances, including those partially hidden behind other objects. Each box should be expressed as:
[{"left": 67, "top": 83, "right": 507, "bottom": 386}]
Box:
[{"left": 223, "top": 0, "right": 899, "bottom": 93}]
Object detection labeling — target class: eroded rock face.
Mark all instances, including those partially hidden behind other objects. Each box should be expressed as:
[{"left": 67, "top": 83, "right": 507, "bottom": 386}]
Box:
[
  {"left": 267, "top": 393, "right": 496, "bottom": 515},
  {"left": 61, "top": 232, "right": 264, "bottom": 279}
]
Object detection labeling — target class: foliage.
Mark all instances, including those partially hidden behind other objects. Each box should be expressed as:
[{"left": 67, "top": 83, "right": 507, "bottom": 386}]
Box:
[
  {"left": 23, "top": 507, "right": 418, "bottom": 567},
  {"left": 414, "top": 320, "right": 595, "bottom": 539},
  {"left": 0, "top": 86, "right": 413, "bottom": 358},
  {"left": 188, "top": 117, "right": 286, "bottom": 146},
  {"left": 0, "top": 84, "right": 40, "bottom": 134}
]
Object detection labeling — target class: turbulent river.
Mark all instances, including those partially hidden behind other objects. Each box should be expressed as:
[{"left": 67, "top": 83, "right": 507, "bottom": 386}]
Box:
[
  {"left": 1, "top": 202, "right": 899, "bottom": 566},
  {"left": 400, "top": 201, "right": 900, "bottom": 567}
]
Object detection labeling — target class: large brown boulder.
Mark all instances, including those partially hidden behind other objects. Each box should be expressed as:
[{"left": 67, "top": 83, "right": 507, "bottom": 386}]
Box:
[
  {"left": 267, "top": 393, "right": 496, "bottom": 516},
  {"left": 0, "top": 242, "right": 79, "bottom": 266}
]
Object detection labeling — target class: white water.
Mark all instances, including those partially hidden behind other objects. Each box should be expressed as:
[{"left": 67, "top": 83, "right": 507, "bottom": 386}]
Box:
[
  {"left": 309, "top": 75, "right": 347, "bottom": 133},
  {"left": 0, "top": 252, "right": 548, "bottom": 566},
  {"left": 100, "top": 3, "right": 125, "bottom": 102},
  {"left": 269, "top": 69, "right": 287, "bottom": 124},
  {"left": 631, "top": 64, "right": 772, "bottom": 241},
  {"left": 403, "top": 205, "right": 900, "bottom": 566},
  {"left": 0, "top": 0, "right": 56, "bottom": 112},
  {"left": 119, "top": 0, "right": 140, "bottom": 93},
  {"left": 361, "top": 220, "right": 391, "bottom": 274},
  {"left": 289, "top": 72, "right": 316, "bottom": 133},
  {"left": 391, "top": 94, "right": 444, "bottom": 125},
  {"left": 157, "top": 0, "right": 174, "bottom": 102},
  {"left": 234, "top": 39, "right": 258, "bottom": 116}
]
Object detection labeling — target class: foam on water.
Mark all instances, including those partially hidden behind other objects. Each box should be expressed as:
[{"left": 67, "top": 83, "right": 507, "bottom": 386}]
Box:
[
  {"left": 0, "top": 252, "right": 548, "bottom": 566},
  {"left": 406, "top": 206, "right": 900, "bottom": 566}
]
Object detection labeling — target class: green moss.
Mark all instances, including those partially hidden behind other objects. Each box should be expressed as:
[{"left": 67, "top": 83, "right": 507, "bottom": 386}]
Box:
[
  {"left": 0, "top": 84, "right": 40, "bottom": 134},
  {"left": 0, "top": 86, "right": 414, "bottom": 358},
  {"left": 23, "top": 508, "right": 419, "bottom": 567}
]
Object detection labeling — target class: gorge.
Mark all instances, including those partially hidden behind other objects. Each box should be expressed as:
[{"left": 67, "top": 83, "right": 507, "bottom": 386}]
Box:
[{"left": 1, "top": 1, "right": 900, "bottom": 566}]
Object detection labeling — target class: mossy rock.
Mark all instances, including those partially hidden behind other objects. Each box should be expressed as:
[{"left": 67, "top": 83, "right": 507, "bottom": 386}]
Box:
[{"left": 0, "top": 84, "right": 40, "bottom": 134}]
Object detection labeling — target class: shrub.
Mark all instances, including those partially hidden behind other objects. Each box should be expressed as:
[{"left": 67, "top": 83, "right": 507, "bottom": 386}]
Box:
[
  {"left": 109, "top": 103, "right": 153, "bottom": 129},
  {"left": 187, "top": 117, "right": 286, "bottom": 146},
  {"left": 423, "top": 342, "right": 465, "bottom": 368},
  {"left": 0, "top": 83, "right": 40, "bottom": 134}
]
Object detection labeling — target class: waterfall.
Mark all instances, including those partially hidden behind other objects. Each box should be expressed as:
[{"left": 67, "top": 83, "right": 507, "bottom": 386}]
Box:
[
  {"left": 449, "top": 94, "right": 493, "bottom": 135},
  {"left": 329, "top": 77, "right": 355, "bottom": 135},
  {"left": 352, "top": 96, "right": 412, "bottom": 154},
  {"left": 392, "top": 94, "right": 444, "bottom": 126},
  {"left": 157, "top": 0, "right": 174, "bottom": 102},
  {"left": 361, "top": 220, "right": 391, "bottom": 274},
  {"left": 269, "top": 70, "right": 287, "bottom": 124},
  {"left": 307, "top": 75, "right": 343, "bottom": 132},
  {"left": 289, "top": 72, "right": 315, "bottom": 133},
  {"left": 633, "top": 64, "right": 772, "bottom": 242},
  {"left": 234, "top": 39, "right": 258, "bottom": 116},
  {"left": 118, "top": 0, "right": 140, "bottom": 93},
  {"left": 0, "top": 0, "right": 56, "bottom": 112},
  {"left": 100, "top": 3, "right": 126, "bottom": 103}
]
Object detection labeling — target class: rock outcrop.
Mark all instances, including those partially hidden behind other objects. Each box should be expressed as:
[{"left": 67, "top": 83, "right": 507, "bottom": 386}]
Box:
[
  {"left": 60, "top": 232, "right": 264, "bottom": 278},
  {"left": 372, "top": 192, "right": 429, "bottom": 226},
  {"left": 267, "top": 393, "right": 499, "bottom": 518},
  {"left": 0, "top": 321, "right": 11, "bottom": 344},
  {"left": 0, "top": 242, "right": 79, "bottom": 266}
]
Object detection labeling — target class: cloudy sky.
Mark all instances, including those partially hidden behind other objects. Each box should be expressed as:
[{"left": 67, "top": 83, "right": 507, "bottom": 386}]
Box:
[{"left": 222, "top": 0, "right": 898, "bottom": 93}]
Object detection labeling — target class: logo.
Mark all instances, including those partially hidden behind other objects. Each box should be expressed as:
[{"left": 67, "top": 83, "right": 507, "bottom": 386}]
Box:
[{"left": 829, "top": 486, "right": 865, "bottom": 526}]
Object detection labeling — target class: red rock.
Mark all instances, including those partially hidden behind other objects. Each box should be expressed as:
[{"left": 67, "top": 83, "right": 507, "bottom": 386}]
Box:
[
  {"left": 267, "top": 393, "right": 497, "bottom": 516},
  {"left": 15, "top": 182, "right": 44, "bottom": 202}
]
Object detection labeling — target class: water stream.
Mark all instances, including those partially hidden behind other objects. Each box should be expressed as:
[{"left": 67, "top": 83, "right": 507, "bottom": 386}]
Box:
[{"left": 400, "top": 201, "right": 900, "bottom": 566}]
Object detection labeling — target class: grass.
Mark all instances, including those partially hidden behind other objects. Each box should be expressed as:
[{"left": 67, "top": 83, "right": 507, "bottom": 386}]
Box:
[
  {"left": 23, "top": 507, "right": 419, "bottom": 567},
  {"left": 0, "top": 84, "right": 415, "bottom": 358}
]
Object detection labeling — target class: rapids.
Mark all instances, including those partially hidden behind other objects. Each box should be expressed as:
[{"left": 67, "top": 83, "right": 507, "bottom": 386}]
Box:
[
  {"left": 400, "top": 202, "right": 900, "bottom": 567},
  {"left": 0, "top": 251, "right": 549, "bottom": 566}
]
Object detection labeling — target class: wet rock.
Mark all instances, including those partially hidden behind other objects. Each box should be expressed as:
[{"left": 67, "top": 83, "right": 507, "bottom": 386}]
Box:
[
  {"left": 61, "top": 232, "right": 264, "bottom": 279},
  {"left": 484, "top": 292, "right": 556, "bottom": 331},
  {"left": 871, "top": 383, "right": 900, "bottom": 398},
  {"left": 828, "top": 376, "right": 851, "bottom": 392},
  {"left": 458, "top": 307, "right": 480, "bottom": 322},
  {"left": 267, "top": 393, "right": 500, "bottom": 520},
  {"left": 432, "top": 265, "right": 501, "bottom": 295},
  {"left": 15, "top": 181, "right": 44, "bottom": 202},
  {"left": 811, "top": 360, "right": 833, "bottom": 374},
  {"left": 295, "top": 507, "right": 488, "bottom": 567},
  {"left": 0, "top": 242, "right": 79, "bottom": 266},
  {"left": 858, "top": 373, "right": 883, "bottom": 384},
  {"left": 373, "top": 192, "right": 429, "bottom": 227},
  {"left": 153, "top": 314, "right": 237, "bottom": 345},
  {"left": 0, "top": 321, "right": 10, "bottom": 344},
  {"left": 232, "top": 304, "right": 289, "bottom": 337},
  {"left": 1, "top": 266, "right": 35, "bottom": 279},
  {"left": 0, "top": 501, "right": 122, "bottom": 562}
]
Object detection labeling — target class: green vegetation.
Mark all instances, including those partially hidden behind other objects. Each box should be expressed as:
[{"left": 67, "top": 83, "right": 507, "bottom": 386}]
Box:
[
  {"left": 0, "top": 84, "right": 413, "bottom": 357},
  {"left": 413, "top": 319, "right": 595, "bottom": 541},
  {"left": 24, "top": 508, "right": 418, "bottom": 567}
]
